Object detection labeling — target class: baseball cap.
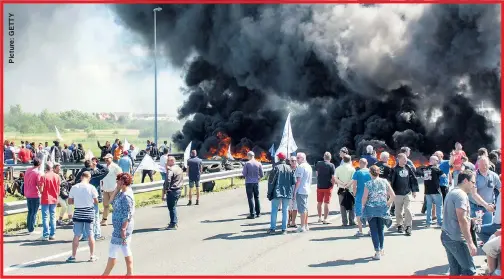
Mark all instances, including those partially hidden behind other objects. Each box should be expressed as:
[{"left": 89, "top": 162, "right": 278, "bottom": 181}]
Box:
[
  {"left": 340, "top": 147, "right": 349, "bottom": 154},
  {"left": 123, "top": 151, "right": 129, "bottom": 155},
  {"left": 103, "top": 154, "right": 113, "bottom": 159},
  {"left": 277, "top": 152, "right": 286, "bottom": 160}
]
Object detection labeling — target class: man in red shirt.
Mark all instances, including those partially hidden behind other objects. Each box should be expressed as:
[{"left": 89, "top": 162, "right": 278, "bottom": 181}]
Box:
[
  {"left": 24, "top": 158, "right": 43, "bottom": 233},
  {"left": 18, "top": 145, "right": 33, "bottom": 164},
  {"left": 38, "top": 163, "right": 61, "bottom": 241}
]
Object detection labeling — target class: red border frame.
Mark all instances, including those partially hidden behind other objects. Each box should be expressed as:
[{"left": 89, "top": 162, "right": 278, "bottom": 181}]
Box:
[{"left": 1, "top": 1, "right": 503, "bottom": 278}]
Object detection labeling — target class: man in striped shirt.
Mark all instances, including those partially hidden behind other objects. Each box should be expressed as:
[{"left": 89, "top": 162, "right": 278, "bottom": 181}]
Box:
[{"left": 67, "top": 171, "right": 99, "bottom": 262}]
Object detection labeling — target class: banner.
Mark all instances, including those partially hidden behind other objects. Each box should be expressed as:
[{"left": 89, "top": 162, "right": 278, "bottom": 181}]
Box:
[{"left": 135, "top": 154, "right": 158, "bottom": 171}]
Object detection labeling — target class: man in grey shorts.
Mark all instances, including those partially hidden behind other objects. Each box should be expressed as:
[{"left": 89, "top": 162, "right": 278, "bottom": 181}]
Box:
[
  {"left": 186, "top": 150, "right": 203, "bottom": 206},
  {"left": 293, "top": 152, "right": 313, "bottom": 233},
  {"left": 67, "top": 171, "right": 99, "bottom": 262}
]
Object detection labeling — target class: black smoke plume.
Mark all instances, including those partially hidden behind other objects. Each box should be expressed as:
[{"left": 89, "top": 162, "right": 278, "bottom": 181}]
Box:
[{"left": 112, "top": 4, "right": 501, "bottom": 161}]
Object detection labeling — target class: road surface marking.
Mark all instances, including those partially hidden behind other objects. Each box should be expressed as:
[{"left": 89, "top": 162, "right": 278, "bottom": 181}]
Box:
[{"left": 4, "top": 247, "right": 89, "bottom": 273}]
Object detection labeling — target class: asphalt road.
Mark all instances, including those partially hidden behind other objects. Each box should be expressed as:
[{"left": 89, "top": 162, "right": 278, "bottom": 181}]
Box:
[{"left": 3, "top": 179, "right": 486, "bottom": 276}]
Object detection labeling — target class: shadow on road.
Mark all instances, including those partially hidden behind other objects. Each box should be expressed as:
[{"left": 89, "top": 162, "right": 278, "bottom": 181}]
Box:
[
  {"left": 20, "top": 240, "right": 71, "bottom": 247},
  {"left": 308, "top": 256, "right": 374, "bottom": 268},
  {"left": 201, "top": 218, "right": 244, "bottom": 224},
  {"left": 413, "top": 264, "right": 448, "bottom": 275},
  {"left": 310, "top": 235, "right": 359, "bottom": 242},
  {"left": 204, "top": 231, "right": 271, "bottom": 241},
  {"left": 133, "top": 227, "right": 166, "bottom": 234}
]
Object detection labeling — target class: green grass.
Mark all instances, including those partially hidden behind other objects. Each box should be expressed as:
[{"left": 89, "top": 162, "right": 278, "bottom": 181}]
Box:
[
  {"left": 4, "top": 129, "right": 180, "bottom": 158},
  {"left": 3, "top": 177, "right": 247, "bottom": 233}
]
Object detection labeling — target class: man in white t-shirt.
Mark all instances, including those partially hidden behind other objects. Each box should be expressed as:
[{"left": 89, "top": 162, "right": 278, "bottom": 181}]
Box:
[
  {"left": 159, "top": 149, "right": 169, "bottom": 181},
  {"left": 101, "top": 154, "right": 122, "bottom": 226},
  {"left": 67, "top": 171, "right": 99, "bottom": 262},
  {"left": 293, "top": 152, "right": 313, "bottom": 233}
]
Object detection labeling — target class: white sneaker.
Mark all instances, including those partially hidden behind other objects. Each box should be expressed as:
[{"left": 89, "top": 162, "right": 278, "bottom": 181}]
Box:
[
  {"left": 305, "top": 225, "right": 310, "bottom": 231},
  {"left": 373, "top": 252, "right": 381, "bottom": 260},
  {"left": 38, "top": 236, "right": 49, "bottom": 241},
  {"left": 296, "top": 226, "right": 306, "bottom": 233},
  {"left": 317, "top": 218, "right": 322, "bottom": 223}
]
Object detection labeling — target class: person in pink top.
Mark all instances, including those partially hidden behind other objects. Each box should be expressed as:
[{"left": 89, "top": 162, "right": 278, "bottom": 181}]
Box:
[
  {"left": 38, "top": 163, "right": 61, "bottom": 241},
  {"left": 449, "top": 142, "right": 467, "bottom": 187},
  {"left": 24, "top": 158, "right": 43, "bottom": 233}
]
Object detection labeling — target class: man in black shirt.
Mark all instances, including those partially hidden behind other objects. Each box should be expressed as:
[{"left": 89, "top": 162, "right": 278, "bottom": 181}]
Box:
[
  {"left": 375, "top": 151, "right": 392, "bottom": 182},
  {"left": 489, "top": 152, "right": 501, "bottom": 175},
  {"left": 391, "top": 153, "right": 419, "bottom": 236},
  {"left": 420, "top": 156, "right": 446, "bottom": 228},
  {"left": 186, "top": 150, "right": 203, "bottom": 205},
  {"left": 316, "top": 152, "right": 336, "bottom": 224}
]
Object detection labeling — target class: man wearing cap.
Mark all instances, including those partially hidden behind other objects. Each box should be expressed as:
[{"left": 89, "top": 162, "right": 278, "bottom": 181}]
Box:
[
  {"left": 101, "top": 154, "right": 123, "bottom": 226},
  {"left": 119, "top": 150, "right": 133, "bottom": 174},
  {"left": 267, "top": 152, "right": 295, "bottom": 234},
  {"left": 242, "top": 151, "right": 264, "bottom": 219}
]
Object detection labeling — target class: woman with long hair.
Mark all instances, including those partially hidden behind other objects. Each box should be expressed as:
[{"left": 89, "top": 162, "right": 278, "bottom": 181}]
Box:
[
  {"left": 102, "top": 173, "right": 135, "bottom": 276},
  {"left": 361, "top": 165, "right": 395, "bottom": 260}
]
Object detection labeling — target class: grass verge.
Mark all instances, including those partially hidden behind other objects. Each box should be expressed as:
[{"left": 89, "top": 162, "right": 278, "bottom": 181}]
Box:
[{"left": 3, "top": 177, "right": 247, "bottom": 234}]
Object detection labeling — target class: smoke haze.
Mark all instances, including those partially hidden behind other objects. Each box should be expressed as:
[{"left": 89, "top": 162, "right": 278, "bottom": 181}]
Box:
[{"left": 111, "top": 5, "right": 501, "bottom": 158}]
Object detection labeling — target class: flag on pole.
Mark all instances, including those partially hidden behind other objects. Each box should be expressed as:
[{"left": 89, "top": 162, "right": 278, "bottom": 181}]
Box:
[
  {"left": 227, "top": 145, "right": 234, "bottom": 160},
  {"left": 55, "top": 126, "right": 63, "bottom": 141},
  {"left": 39, "top": 153, "right": 48, "bottom": 173},
  {"left": 269, "top": 144, "right": 275, "bottom": 158},
  {"left": 123, "top": 138, "right": 131, "bottom": 151},
  {"left": 275, "top": 113, "right": 298, "bottom": 162},
  {"left": 183, "top": 141, "right": 192, "bottom": 168}
]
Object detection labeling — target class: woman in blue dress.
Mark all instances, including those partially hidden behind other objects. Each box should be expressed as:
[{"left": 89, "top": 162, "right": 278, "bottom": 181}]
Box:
[
  {"left": 102, "top": 172, "right": 135, "bottom": 276},
  {"left": 352, "top": 158, "right": 372, "bottom": 236},
  {"left": 362, "top": 165, "right": 395, "bottom": 260}
]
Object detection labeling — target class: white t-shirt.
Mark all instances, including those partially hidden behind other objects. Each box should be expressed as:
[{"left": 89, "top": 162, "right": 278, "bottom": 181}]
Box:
[
  {"left": 69, "top": 182, "right": 98, "bottom": 208},
  {"left": 102, "top": 162, "right": 123, "bottom": 192},
  {"left": 295, "top": 162, "right": 313, "bottom": 195},
  {"left": 159, "top": 155, "right": 168, "bottom": 173}
]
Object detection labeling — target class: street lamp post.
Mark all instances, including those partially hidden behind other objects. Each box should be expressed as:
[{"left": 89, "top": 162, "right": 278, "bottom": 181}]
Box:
[{"left": 153, "top": 7, "right": 162, "bottom": 146}]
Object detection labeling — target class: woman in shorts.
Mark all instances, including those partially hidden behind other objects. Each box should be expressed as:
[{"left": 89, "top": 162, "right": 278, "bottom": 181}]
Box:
[{"left": 102, "top": 173, "right": 135, "bottom": 276}]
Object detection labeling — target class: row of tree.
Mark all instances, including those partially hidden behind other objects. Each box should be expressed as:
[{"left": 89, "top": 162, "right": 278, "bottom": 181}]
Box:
[{"left": 4, "top": 105, "right": 183, "bottom": 138}]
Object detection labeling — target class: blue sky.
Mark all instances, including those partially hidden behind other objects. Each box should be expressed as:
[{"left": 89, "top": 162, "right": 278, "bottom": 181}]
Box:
[{"left": 3, "top": 4, "right": 185, "bottom": 115}]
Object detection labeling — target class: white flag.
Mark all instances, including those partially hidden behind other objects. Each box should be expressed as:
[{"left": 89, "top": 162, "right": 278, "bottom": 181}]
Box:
[
  {"left": 39, "top": 153, "right": 48, "bottom": 173},
  {"left": 55, "top": 126, "right": 63, "bottom": 141},
  {"left": 275, "top": 113, "right": 298, "bottom": 162},
  {"left": 50, "top": 148, "right": 55, "bottom": 163},
  {"left": 123, "top": 138, "right": 130, "bottom": 151},
  {"left": 84, "top": 149, "right": 94, "bottom": 161},
  {"left": 183, "top": 141, "right": 192, "bottom": 168},
  {"left": 135, "top": 154, "right": 158, "bottom": 171},
  {"left": 227, "top": 145, "right": 235, "bottom": 160}
]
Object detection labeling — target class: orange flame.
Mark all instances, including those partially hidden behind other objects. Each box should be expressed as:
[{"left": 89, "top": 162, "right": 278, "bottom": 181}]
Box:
[
  {"left": 207, "top": 132, "right": 270, "bottom": 162},
  {"left": 351, "top": 152, "right": 427, "bottom": 168}
]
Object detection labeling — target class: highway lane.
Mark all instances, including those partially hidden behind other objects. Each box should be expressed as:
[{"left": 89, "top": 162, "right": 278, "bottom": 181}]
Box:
[{"left": 3, "top": 180, "right": 486, "bottom": 275}]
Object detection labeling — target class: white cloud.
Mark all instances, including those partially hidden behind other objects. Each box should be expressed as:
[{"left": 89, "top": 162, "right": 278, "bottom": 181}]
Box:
[{"left": 3, "top": 4, "right": 185, "bottom": 115}]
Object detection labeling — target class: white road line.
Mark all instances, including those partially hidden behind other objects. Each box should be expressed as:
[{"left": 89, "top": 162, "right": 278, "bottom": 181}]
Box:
[{"left": 4, "top": 247, "right": 89, "bottom": 273}]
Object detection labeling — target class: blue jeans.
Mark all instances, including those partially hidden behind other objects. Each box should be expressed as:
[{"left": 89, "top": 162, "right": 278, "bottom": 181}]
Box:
[
  {"left": 270, "top": 198, "right": 289, "bottom": 231},
  {"left": 368, "top": 217, "right": 385, "bottom": 251},
  {"left": 426, "top": 194, "right": 443, "bottom": 226},
  {"left": 452, "top": 170, "right": 460, "bottom": 187},
  {"left": 26, "top": 198, "right": 40, "bottom": 232},
  {"left": 160, "top": 172, "right": 166, "bottom": 181},
  {"left": 166, "top": 191, "right": 181, "bottom": 225},
  {"left": 41, "top": 204, "right": 57, "bottom": 238},
  {"left": 82, "top": 204, "right": 102, "bottom": 239},
  {"left": 477, "top": 222, "right": 501, "bottom": 244},
  {"left": 440, "top": 231, "right": 476, "bottom": 276},
  {"left": 470, "top": 203, "right": 493, "bottom": 226}
]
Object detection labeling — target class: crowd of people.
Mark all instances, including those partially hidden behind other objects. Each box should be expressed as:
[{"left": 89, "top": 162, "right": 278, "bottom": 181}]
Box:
[
  {"left": 265, "top": 143, "right": 501, "bottom": 275},
  {"left": 4, "top": 136, "right": 502, "bottom": 275}
]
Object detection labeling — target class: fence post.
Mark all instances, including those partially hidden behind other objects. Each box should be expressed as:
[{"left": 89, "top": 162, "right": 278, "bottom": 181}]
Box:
[{"left": 230, "top": 177, "right": 234, "bottom": 186}]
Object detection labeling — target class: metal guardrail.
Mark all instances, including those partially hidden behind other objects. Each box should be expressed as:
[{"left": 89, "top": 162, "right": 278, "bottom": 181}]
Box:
[
  {"left": 4, "top": 164, "right": 273, "bottom": 216},
  {"left": 3, "top": 160, "right": 226, "bottom": 172}
]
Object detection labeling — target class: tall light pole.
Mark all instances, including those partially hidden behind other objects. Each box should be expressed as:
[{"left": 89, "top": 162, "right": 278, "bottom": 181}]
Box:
[{"left": 153, "top": 7, "right": 162, "bottom": 146}]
